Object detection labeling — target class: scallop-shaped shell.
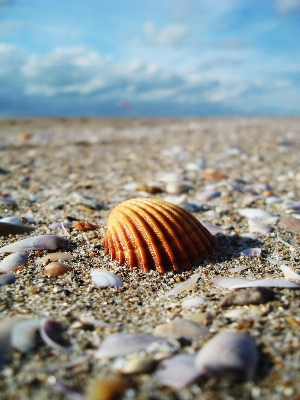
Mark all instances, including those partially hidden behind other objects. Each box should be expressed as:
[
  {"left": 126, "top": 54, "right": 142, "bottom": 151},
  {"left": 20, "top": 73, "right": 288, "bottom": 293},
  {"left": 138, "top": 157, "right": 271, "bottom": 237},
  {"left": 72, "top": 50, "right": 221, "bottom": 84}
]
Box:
[{"left": 103, "top": 198, "right": 218, "bottom": 273}]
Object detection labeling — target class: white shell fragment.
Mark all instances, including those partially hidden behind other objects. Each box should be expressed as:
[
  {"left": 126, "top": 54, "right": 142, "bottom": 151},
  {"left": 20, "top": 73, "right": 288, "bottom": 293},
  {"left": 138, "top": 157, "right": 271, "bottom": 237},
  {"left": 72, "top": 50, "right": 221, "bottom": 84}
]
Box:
[
  {"left": 202, "top": 223, "right": 228, "bottom": 235},
  {"left": 211, "top": 276, "right": 300, "bottom": 289},
  {"left": 36, "top": 252, "right": 73, "bottom": 265},
  {"left": 182, "top": 296, "right": 207, "bottom": 308},
  {"left": 164, "top": 273, "right": 200, "bottom": 297},
  {"left": 0, "top": 252, "right": 28, "bottom": 273},
  {"left": 0, "top": 316, "right": 25, "bottom": 367},
  {"left": 248, "top": 219, "right": 275, "bottom": 234},
  {"left": 39, "top": 319, "right": 73, "bottom": 351},
  {"left": 95, "top": 333, "right": 158, "bottom": 359},
  {"left": 280, "top": 265, "right": 300, "bottom": 281},
  {"left": 0, "top": 235, "right": 68, "bottom": 253},
  {"left": 238, "top": 208, "right": 274, "bottom": 219},
  {"left": 195, "top": 332, "right": 258, "bottom": 381},
  {"left": 156, "top": 354, "right": 200, "bottom": 388},
  {"left": 240, "top": 248, "right": 262, "bottom": 257},
  {"left": 154, "top": 318, "right": 209, "bottom": 340},
  {"left": 90, "top": 269, "right": 123, "bottom": 287},
  {"left": 11, "top": 319, "right": 41, "bottom": 353}
]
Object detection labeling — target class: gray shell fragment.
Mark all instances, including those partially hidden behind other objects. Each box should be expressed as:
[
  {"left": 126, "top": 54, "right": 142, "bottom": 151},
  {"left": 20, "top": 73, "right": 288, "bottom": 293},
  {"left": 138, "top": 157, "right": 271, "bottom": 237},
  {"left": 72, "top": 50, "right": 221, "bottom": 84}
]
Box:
[
  {"left": 218, "top": 287, "right": 275, "bottom": 307},
  {"left": 0, "top": 235, "right": 68, "bottom": 253},
  {"left": 195, "top": 332, "right": 258, "bottom": 381},
  {"left": 0, "top": 252, "right": 28, "bottom": 273},
  {"left": 0, "top": 274, "right": 17, "bottom": 285},
  {"left": 11, "top": 319, "right": 41, "bottom": 353}
]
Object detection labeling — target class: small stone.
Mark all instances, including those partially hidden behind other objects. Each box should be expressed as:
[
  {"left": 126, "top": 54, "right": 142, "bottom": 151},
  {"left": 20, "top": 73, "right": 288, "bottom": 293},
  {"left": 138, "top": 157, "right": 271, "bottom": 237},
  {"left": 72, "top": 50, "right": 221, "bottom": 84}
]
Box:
[
  {"left": 42, "top": 262, "right": 72, "bottom": 277},
  {"left": 85, "top": 375, "right": 132, "bottom": 400},
  {"left": 218, "top": 287, "right": 275, "bottom": 307}
]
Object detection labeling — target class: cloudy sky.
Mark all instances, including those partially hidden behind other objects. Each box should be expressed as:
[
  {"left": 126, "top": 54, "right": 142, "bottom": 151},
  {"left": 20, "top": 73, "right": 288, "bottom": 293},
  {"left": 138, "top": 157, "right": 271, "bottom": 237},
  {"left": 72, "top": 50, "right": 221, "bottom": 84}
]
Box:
[{"left": 0, "top": 0, "right": 299, "bottom": 117}]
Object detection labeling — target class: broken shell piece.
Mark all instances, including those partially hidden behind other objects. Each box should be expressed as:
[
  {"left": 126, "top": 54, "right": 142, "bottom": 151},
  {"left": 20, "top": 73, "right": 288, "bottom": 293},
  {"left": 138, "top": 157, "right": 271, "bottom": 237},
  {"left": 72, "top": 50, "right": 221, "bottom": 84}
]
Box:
[
  {"left": 211, "top": 276, "right": 300, "bottom": 289},
  {"left": 201, "top": 223, "right": 228, "bottom": 235},
  {"left": 240, "top": 248, "right": 262, "bottom": 257},
  {"left": 0, "top": 221, "right": 35, "bottom": 236},
  {"left": 11, "top": 319, "right": 41, "bottom": 353},
  {"left": 154, "top": 318, "right": 209, "bottom": 340},
  {"left": 218, "top": 287, "right": 275, "bottom": 307},
  {"left": 39, "top": 319, "right": 73, "bottom": 351},
  {"left": 182, "top": 296, "right": 207, "bottom": 308},
  {"left": 95, "top": 333, "right": 158, "bottom": 359},
  {"left": 0, "top": 252, "right": 28, "bottom": 273},
  {"left": 156, "top": 354, "right": 200, "bottom": 388},
  {"left": 0, "top": 274, "right": 17, "bottom": 285},
  {"left": 0, "top": 235, "right": 68, "bottom": 253},
  {"left": 164, "top": 273, "right": 201, "bottom": 297},
  {"left": 36, "top": 252, "right": 73, "bottom": 265},
  {"left": 280, "top": 265, "right": 300, "bottom": 281},
  {"left": 238, "top": 208, "right": 274, "bottom": 219},
  {"left": 43, "top": 262, "right": 72, "bottom": 277},
  {"left": 103, "top": 198, "right": 218, "bottom": 274},
  {"left": 0, "top": 316, "right": 25, "bottom": 368},
  {"left": 165, "top": 182, "right": 193, "bottom": 195},
  {"left": 90, "top": 269, "right": 123, "bottom": 287},
  {"left": 195, "top": 332, "right": 258, "bottom": 381},
  {"left": 278, "top": 217, "right": 300, "bottom": 232},
  {"left": 248, "top": 219, "right": 275, "bottom": 234}
]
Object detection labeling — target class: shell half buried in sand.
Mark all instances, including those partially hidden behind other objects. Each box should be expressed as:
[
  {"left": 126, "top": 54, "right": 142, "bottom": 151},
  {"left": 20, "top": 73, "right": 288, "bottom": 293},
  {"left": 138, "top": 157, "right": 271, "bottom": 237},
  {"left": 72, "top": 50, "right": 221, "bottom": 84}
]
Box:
[{"left": 102, "top": 198, "right": 218, "bottom": 273}]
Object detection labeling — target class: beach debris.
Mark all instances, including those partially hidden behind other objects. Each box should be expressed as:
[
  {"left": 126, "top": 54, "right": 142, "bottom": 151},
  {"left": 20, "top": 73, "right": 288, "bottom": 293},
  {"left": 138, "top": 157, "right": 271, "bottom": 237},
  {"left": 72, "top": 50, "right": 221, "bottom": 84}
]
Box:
[
  {"left": 182, "top": 296, "right": 207, "bottom": 308},
  {"left": 195, "top": 332, "right": 258, "bottom": 381},
  {"left": 282, "top": 199, "right": 300, "bottom": 211},
  {"left": 0, "top": 216, "right": 33, "bottom": 225},
  {"left": 164, "top": 273, "right": 201, "bottom": 297},
  {"left": 201, "top": 222, "right": 229, "bottom": 235},
  {"left": 85, "top": 375, "right": 133, "bottom": 400},
  {"left": 48, "top": 221, "right": 73, "bottom": 230},
  {"left": 164, "top": 182, "right": 193, "bottom": 195},
  {"left": 0, "top": 252, "right": 28, "bottom": 273},
  {"left": 36, "top": 252, "right": 73, "bottom": 265},
  {"left": 103, "top": 198, "right": 218, "bottom": 273},
  {"left": 241, "top": 194, "right": 263, "bottom": 207},
  {"left": 90, "top": 269, "right": 123, "bottom": 287},
  {"left": 278, "top": 217, "right": 300, "bottom": 232},
  {"left": 185, "top": 159, "right": 206, "bottom": 171},
  {"left": 0, "top": 316, "right": 25, "bottom": 368},
  {"left": 211, "top": 276, "right": 300, "bottom": 289},
  {"left": 218, "top": 287, "right": 275, "bottom": 307},
  {"left": 72, "top": 221, "right": 98, "bottom": 231},
  {"left": 240, "top": 248, "right": 262, "bottom": 257},
  {"left": 43, "top": 262, "right": 72, "bottom": 277},
  {"left": 115, "top": 355, "right": 157, "bottom": 375},
  {"left": 280, "top": 265, "right": 300, "bottom": 281},
  {"left": 228, "top": 265, "right": 250, "bottom": 273},
  {"left": 162, "top": 195, "right": 203, "bottom": 212},
  {"left": 156, "top": 353, "right": 200, "bottom": 388},
  {"left": 154, "top": 318, "right": 209, "bottom": 340},
  {"left": 0, "top": 221, "right": 35, "bottom": 236},
  {"left": 202, "top": 171, "right": 227, "bottom": 180},
  {"left": 0, "top": 273, "right": 17, "bottom": 285},
  {"left": 39, "top": 319, "right": 74, "bottom": 351},
  {"left": 0, "top": 197, "right": 17, "bottom": 206},
  {"left": 53, "top": 380, "right": 84, "bottom": 400},
  {"left": 248, "top": 219, "right": 275, "bottom": 234},
  {"left": 0, "top": 235, "right": 68, "bottom": 253},
  {"left": 197, "top": 190, "right": 220, "bottom": 202},
  {"left": 238, "top": 208, "right": 274, "bottom": 219},
  {"left": 95, "top": 333, "right": 158, "bottom": 359},
  {"left": 11, "top": 319, "right": 41, "bottom": 353},
  {"left": 265, "top": 196, "right": 282, "bottom": 204},
  {"left": 223, "top": 309, "right": 248, "bottom": 319}
]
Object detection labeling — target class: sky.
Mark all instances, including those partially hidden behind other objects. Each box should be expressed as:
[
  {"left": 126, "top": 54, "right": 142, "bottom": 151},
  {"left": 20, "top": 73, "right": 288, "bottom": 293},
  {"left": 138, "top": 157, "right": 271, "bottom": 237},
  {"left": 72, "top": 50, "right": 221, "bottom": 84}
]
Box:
[{"left": 0, "top": 0, "right": 300, "bottom": 117}]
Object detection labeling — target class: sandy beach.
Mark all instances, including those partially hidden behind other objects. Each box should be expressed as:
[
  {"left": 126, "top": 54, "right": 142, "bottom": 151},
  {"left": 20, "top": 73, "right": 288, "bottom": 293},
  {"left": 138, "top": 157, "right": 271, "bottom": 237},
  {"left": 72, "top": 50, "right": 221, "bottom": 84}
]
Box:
[{"left": 1, "top": 117, "right": 300, "bottom": 400}]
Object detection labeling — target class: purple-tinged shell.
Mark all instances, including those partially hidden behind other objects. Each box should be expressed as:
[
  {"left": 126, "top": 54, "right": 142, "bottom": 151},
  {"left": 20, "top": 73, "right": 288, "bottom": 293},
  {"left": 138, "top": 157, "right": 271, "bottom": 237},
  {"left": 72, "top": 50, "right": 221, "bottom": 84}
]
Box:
[
  {"left": 202, "top": 223, "right": 229, "bottom": 235},
  {"left": 48, "top": 221, "right": 73, "bottom": 230},
  {"left": 0, "top": 252, "right": 28, "bottom": 273},
  {"left": 95, "top": 333, "right": 158, "bottom": 359},
  {"left": 282, "top": 200, "right": 300, "bottom": 211},
  {"left": 90, "top": 269, "right": 123, "bottom": 287},
  {"left": 240, "top": 248, "right": 262, "bottom": 258},
  {"left": 211, "top": 276, "right": 300, "bottom": 289},
  {"left": 248, "top": 220, "right": 275, "bottom": 234},
  {"left": 0, "top": 235, "right": 68, "bottom": 253},
  {"left": 156, "top": 354, "right": 200, "bottom": 388},
  {"left": 195, "top": 332, "right": 258, "bottom": 381},
  {"left": 238, "top": 208, "right": 274, "bottom": 219},
  {"left": 53, "top": 381, "right": 84, "bottom": 400},
  {"left": 0, "top": 316, "right": 25, "bottom": 367},
  {"left": 39, "top": 319, "right": 73, "bottom": 351},
  {"left": 278, "top": 217, "right": 300, "bottom": 233}
]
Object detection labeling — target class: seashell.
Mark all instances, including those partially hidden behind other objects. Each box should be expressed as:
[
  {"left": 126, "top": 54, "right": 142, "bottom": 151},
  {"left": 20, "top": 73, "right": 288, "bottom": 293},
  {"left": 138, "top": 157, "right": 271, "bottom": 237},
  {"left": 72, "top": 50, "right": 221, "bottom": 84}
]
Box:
[
  {"left": 72, "top": 221, "right": 98, "bottom": 231},
  {"left": 248, "top": 220, "right": 275, "bottom": 234},
  {"left": 39, "top": 319, "right": 73, "bottom": 351},
  {"left": 0, "top": 316, "right": 26, "bottom": 368},
  {"left": 195, "top": 332, "right": 258, "bottom": 381},
  {"left": 90, "top": 269, "right": 123, "bottom": 287},
  {"left": 182, "top": 296, "right": 207, "bottom": 308},
  {"left": 0, "top": 235, "right": 68, "bottom": 253},
  {"left": 116, "top": 355, "right": 157, "bottom": 374},
  {"left": 202, "top": 171, "right": 227, "bottom": 180},
  {"left": 282, "top": 199, "right": 300, "bottom": 211},
  {"left": 228, "top": 265, "right": 250, "bottom": 273},
  {"left": 154, "top": 318, "right": 209, "bottom": 340},
  {"left": 95, "top": 333, "right": 158, "bottom": 359},
  {"left": 218, "top": 287, "right": 274, "bottom": 307},
  {"left": 280, "top": 264, "right": 300, "bottom": 281},
  {"left": 197, "top": 190, "right": 220, "bottom": 202},
  {"left": 36, "top": 252, "right": 73, "bottom": 265},
  {"left": 0, "top": 274, "right": 17, "bottom": 285},
  {"left": 0, "top": 221, "right": 35, "bottom": 236},
  {"left": 223, "top": 309, "right": 248, "bottom": 319},
  {"left": 164, "top": 182, "right": 193, "bottom": 195},
  {"left": 0, "top": 216, "right": 26, "bottom": 225},
  {"left": 53, "top": 381, "right": 84, "bottom": 399},
  {"left": 240, "top": 248, "right": 262, "bottom": 257},
  {"left": 43, "top": 262, "right": 72, "bottom": 277},
  {"left": 48, "top": 221, "right": 73, "bottom": 230},
  {"left": 278, "top": 217, "right": 300, "bottom": 232},
  {"left": 0, "top": 252, "right": 28, "bottom": 273},
  {"left": 103, "top": 198, "right": 218, "bottom": 273},
  {"left": 11, "top": 319, "right": 41, "bottom": 353},
  {"left": 0, "top": 197, "right": 16, "bottom": 206},
  {"left": 156, "top": 353, "right": 200, "bottom": 388},
  {"left": 85, "top": 375, "right": 132, "bottom": 400},
  {"left": 201, "top": 222, "right": 228, "bottom": 235},
  {"left": 238, "top": 208, "right": 274, "bottom": 219},
  {"left": 164, "top": 273, "right": 201, "bottom": 297},
  {"left": 211, "top": 276, "right": 300, "bottom": 289}
]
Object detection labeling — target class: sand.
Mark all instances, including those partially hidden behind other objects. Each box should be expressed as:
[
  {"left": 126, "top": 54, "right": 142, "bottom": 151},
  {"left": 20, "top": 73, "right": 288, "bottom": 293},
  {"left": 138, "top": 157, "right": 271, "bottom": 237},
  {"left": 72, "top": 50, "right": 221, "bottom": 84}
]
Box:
[{"left": 0, "top": 117, "right": 300, "bottom": 399}]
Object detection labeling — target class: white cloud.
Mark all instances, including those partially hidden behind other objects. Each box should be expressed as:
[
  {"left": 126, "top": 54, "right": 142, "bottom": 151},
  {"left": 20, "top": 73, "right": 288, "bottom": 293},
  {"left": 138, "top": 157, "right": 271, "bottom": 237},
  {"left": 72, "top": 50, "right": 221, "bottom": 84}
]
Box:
[{"left": 143, "top": 21, "right": 189, "bottom": 46}]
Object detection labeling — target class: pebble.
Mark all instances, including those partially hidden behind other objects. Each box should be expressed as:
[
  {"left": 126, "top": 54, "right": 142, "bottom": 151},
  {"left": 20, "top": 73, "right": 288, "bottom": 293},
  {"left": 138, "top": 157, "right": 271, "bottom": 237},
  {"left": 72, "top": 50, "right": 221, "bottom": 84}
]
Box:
[
  {"left": 42, "top": 262, "right": 72, "bottom": 277},
  {"left": 0, "top": 274, "right": 17, "bottom": 285},
  {"left": 218, "top": 287, "right": 275, "bottom": 307}
]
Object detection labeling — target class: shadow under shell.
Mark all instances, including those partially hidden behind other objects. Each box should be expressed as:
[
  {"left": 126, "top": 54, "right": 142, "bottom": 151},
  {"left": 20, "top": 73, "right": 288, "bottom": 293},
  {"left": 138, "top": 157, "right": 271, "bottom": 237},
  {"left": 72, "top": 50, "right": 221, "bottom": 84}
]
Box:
[{"left": 103, "top": 198, "right": 219, "bottom": 273}]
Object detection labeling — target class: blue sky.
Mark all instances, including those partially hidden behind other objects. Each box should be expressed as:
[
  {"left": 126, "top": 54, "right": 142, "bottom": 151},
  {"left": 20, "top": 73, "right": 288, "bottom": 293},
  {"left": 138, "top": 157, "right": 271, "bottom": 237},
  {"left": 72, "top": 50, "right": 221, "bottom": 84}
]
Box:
[{"left": 0, "top": 0, "right": 299, "bottom": 117}]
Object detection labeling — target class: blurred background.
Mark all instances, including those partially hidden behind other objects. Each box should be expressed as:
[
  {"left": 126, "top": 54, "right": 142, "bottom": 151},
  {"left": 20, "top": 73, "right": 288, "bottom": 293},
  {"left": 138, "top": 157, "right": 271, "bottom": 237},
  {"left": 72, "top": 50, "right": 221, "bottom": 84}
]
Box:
[{"left": 0, "top": 0, "right": 299, "bottom": 117}]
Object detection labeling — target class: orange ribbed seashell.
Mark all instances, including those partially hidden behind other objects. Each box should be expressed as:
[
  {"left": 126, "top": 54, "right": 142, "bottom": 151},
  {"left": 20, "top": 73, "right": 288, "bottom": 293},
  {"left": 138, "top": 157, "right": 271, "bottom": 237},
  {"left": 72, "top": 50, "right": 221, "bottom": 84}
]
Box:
[{"left": 103, "top": 198, "right": 219, "bottom": 274}]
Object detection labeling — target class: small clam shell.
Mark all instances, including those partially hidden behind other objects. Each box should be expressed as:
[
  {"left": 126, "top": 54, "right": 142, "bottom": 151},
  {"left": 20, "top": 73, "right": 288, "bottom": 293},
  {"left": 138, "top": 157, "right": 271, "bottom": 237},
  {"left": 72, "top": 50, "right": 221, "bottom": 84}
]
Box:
[
  {"left": 90, "top": 269, "right": 123, "bottom": 287},
  {"left": 43, "top": 262, "right": 72, "bottom": 277},
  {"left": 0, "top": 252, "right": 28, "bottom": 273},
  {"left": 240, "top": 248, "right": 262, "bottom": 257},
  {"left": 195, "top": 332, "right": 258, "bottom": 381},
  {"left": 182, "top": 296, "right": 207, "bottom": 308},
  {"left": 103, "top": 198, "right": 218, "bottom": 273},
  {"left": 156, "top": 354, "right": 199, "bottom": 388},
  {"left": 39, "top": 319, "right": 73, "bottom": 351},
  {"left": 0, "top": 235, "right": 68, "bottom": 253},
  {"left": 36, "top": 252, "right": 73, "bottom": 265},
  {"left": 11, "top": 319, "right": 41, "bottom": 353},
  {"left": 154, "top": 318, "right": 209, "bottom": 340},
  {"left": 95, "top": 333, "right": 158, "bottom": 359},
  {"left": 238, "top": 208, "right": 274, "bottom": 219}
]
